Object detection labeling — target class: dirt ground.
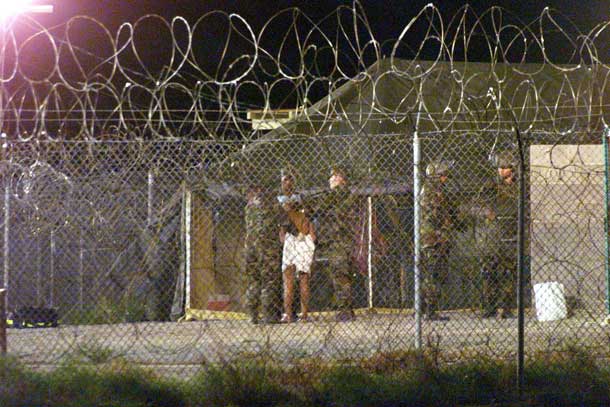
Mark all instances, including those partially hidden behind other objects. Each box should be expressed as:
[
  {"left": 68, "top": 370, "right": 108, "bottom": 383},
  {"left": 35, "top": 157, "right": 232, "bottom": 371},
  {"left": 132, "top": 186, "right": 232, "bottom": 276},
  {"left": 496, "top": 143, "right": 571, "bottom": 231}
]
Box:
[{"left": 8, "top": 309, "right": 610, "bottom": 378}]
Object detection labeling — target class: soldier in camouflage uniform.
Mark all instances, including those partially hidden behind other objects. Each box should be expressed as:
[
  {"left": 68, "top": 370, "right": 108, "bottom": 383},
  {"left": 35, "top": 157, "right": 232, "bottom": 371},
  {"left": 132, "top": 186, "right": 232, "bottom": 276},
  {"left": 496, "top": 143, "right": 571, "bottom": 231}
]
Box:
[
  {"left": 244, "top": 183, "right": 283, "bottom": 324},
  {"left": 419, "top": 160, "right": 457, "bottom": 321},
  {"left": 476, "top": 150, "right": 519, "bottom": 318},
  {"left": 317, "top": 165, "right": 358, "bottom": 321}
]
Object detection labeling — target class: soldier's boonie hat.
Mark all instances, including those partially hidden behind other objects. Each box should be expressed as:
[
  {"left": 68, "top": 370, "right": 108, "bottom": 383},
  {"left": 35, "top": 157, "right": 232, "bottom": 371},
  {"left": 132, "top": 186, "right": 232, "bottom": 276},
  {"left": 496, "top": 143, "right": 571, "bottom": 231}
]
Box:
[
  {"left": 243, "top": 176, "right": 263, "bottom": 195},
  {"left": 425, "top": 160, "right": 452, "bottom": 177}
]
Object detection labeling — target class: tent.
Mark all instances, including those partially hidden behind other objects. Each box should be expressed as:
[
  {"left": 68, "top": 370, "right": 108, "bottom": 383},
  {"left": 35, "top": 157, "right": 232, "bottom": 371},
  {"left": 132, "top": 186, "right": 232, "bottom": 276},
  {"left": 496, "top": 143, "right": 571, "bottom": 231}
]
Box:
[{"left": 178, "top": 58, "right": 610, "bottom": 320}]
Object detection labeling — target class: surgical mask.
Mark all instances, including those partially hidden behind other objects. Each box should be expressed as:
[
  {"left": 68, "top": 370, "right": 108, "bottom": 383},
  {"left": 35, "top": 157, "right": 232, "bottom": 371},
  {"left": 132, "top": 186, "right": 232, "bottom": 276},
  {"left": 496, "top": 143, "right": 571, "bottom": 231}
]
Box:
[{"left": 277, "top": 194, "right": 302, "bottom": 205}]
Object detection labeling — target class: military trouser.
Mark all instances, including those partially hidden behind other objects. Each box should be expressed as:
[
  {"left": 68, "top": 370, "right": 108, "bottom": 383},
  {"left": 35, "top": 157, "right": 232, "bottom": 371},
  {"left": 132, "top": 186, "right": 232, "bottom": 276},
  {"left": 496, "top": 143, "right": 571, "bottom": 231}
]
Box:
[
  {"left": 245, "top": 244, "right": 281, "bottom": 322},
  {"left": 421, "top": 244, "right": 450, "bottom": 316},
  {"left": 480, "top": 254, "right": 516, "bottom": 315},
  {"left": 323, "top": 247, "right": 353, "bottom": 311}
]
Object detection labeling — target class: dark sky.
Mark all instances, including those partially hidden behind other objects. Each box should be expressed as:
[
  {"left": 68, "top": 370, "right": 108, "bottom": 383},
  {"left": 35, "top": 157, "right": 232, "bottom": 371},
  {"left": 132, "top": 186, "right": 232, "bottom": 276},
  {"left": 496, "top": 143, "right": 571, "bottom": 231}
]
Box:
[
  {"left": 9, "top": 1, "right": 610, "bottom": 116},
  {"left": 44, "top": 0, "right": 608, "bottom": 34},
  {"left": 36, "top": 0, "right": 609, "bottom": 46},
  {"left": 28, "top": 0, "right": 608, "bottom": 73}
]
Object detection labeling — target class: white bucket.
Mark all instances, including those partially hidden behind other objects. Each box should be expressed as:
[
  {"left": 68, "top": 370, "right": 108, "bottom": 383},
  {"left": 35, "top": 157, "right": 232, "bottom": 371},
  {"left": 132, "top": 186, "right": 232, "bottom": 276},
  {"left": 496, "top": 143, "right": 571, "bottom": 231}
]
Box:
[{"left": 533, "top": 282, "right": 567, "bottom": 322}]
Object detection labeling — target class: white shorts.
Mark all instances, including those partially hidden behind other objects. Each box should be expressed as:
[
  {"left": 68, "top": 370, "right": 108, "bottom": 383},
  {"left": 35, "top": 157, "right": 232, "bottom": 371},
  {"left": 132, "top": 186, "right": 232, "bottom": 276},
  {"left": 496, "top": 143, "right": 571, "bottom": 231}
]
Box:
[{"left": 282, "top": 233, "right": 316, "bottom": 274}]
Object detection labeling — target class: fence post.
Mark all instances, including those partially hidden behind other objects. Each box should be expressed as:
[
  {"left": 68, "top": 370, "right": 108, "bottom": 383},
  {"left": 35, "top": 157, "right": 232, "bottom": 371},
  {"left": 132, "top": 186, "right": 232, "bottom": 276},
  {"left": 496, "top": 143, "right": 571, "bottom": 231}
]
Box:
[
  {"left": 602, "top": 127, "right": 610, "bottom": 325},
  {"left": 0, "top": 288, "right": 6, "bottom": 354},
  {"left": 184, "top": 185, "right": 192, "bottom": 310},
  {"left": 50, "top": 230, "right": 55, "bottom": 308},
  {"left": 79, "top": 232, "right": 84, "bottom": 312},
  {"left": 36, "top": 234, "right": 41, "bottom": 306},
  {"left": 367, "top": 196, "right": 373, "bottom": 309},
  {"left": 148, "top": 170, "right": 154, "bottom": 226},
  {"left": 515, "top": 127, "right": 526, "bottom": 397},
  {"left": 412, "top": 98, "right": 423, "bottom": 350}
]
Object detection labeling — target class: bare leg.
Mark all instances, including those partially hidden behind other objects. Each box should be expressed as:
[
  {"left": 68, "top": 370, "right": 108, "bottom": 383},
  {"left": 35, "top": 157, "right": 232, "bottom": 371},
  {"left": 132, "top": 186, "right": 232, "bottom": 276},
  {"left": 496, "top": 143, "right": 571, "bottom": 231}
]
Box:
[
  {"left": 299, "top": 273, "right": 310, "bottom": 319},
  {"left": 282, "top": 265, "right": 296, "bottom": 321}
]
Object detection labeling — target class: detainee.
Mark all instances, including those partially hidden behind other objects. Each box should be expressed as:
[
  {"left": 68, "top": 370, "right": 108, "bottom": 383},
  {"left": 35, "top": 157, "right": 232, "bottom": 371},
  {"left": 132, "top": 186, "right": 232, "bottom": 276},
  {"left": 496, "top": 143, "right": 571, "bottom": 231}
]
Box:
[{"left": 279, "top": 172, "right": 316, "bottom": 323}]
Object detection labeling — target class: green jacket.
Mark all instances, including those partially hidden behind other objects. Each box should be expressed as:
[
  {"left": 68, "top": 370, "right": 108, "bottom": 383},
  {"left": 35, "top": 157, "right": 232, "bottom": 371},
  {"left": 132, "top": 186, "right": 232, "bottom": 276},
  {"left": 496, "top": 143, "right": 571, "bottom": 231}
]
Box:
[
  {"left": 473, "top": 177, "right": 518, "bottom": 257},
  {"left": 317, "top": 185, "right": 358, "bottom": 253},
  {"left": 419, "top": 178, "right": 457, "bottom": 249},
  {"left": 244, "top": 194, "right": 282, "bottom": 251}
]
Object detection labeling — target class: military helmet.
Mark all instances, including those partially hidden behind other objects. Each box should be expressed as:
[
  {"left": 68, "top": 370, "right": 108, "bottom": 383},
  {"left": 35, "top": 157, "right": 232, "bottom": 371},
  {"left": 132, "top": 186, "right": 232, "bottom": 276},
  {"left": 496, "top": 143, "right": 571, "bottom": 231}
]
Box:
[
  {"left": 425, "top": 160, "right": 451, "bottom": 177},
  {"left": 280, "top": 168, "right": 295, "bottom": 181},
  {"left": 330, "top": 164, "right": 349, "bottom": 179},
  {"left": 494, "top": 150, "right": 516, "bottom": 168}
]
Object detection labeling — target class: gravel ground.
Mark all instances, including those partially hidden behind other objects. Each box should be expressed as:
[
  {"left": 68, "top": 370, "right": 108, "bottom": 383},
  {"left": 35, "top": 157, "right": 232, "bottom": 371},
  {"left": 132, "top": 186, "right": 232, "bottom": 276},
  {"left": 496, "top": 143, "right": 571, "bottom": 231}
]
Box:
[{"left": 8, "top": 309, "right": 610, "bottom": 378}]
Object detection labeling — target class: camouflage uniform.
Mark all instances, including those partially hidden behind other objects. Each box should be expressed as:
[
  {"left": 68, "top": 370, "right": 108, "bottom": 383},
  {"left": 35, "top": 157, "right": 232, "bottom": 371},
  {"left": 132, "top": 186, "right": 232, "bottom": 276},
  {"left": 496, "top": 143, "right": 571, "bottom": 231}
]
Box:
[
  {"left": 317, "top": 183, "right": 358, "bottom": 314},
  {"left": 419, "top": 161, "right": 456, "bottom": 318},
  {"left": 244, "top": 190, "right": 282, "bottom": 323},
  {"left": 477, "top": 152, "right": 518, "bottom": 317}
]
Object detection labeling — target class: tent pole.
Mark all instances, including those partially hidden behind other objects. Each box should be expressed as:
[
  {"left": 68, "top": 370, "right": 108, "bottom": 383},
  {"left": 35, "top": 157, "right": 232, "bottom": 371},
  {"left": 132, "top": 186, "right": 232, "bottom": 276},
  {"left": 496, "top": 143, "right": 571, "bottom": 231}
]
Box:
[
  {"left": 79, "top": 232, "right": 84, "bottom": 312},
  {"left": 413, "top": 99, "right": 423, "bottom": 350},
  {"left": 36, "top": 234, "right": 41, "bottom": 306},
  {"left": 184, "top": 186, "right": 192, "bottom": 310},
  {"left": 50, "top": 230, "right": 55, "bottom": 308},
  {"left": 3, "top": 179, "right": 8, "bottom": 310},
  {"left": 147, "top": 170, "right": 154, "bottom": 226},
  {"left": 367, "top": 196, "right": 373, "bottom": 309}
]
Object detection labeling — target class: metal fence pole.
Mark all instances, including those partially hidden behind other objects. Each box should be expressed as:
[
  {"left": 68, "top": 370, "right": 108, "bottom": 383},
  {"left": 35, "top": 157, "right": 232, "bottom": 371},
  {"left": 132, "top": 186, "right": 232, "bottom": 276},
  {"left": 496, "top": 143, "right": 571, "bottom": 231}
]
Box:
[
  {"left": 367, "top": 196, "right": 373, "bottom": 309},
  {"left": 515, "top": 127, "right": 526, "bottom": 397},
  {"left": 412, "top": 99, "right": 423, "bottom": 350},
  {"left": 184, "top": 186, "right": 192, "bottom": 310},
  {"left": 602, "top": 127, "right": 610, "bottom": 325},
  {"left": 36, "top": 234, "right": 41, "bottom": 306},
  {"left": 79, "top": 232, "right": 84, "bottom": 312},
  {"left": 148, "top": 170, "right": 154, "bottom": 226},
  {"left": 0, "top": 288, "right": 5, "bottom": 354}
]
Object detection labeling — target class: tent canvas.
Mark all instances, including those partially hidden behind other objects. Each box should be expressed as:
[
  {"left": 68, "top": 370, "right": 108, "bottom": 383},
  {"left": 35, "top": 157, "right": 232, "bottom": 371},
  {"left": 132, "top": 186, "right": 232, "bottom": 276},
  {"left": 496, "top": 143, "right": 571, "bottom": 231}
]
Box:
[{"left": 179, "top": 58, "right": 610, "bottom": 320}]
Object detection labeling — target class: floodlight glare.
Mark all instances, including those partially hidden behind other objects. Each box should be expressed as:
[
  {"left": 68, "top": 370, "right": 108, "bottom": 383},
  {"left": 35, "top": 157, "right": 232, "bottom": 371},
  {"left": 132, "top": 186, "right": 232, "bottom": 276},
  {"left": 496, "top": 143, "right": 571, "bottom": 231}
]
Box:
[{"left": 0, "top": 1, "right": 53, "bottom": 21}]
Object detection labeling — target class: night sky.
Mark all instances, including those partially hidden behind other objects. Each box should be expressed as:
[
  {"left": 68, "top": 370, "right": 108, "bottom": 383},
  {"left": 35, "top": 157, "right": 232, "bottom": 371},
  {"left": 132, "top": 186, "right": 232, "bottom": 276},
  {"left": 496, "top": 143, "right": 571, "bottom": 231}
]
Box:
[
  {"left": 32, "top": 0, "right": 610, "bottom": 61},
  {"left": 32, "top": 1, "right": 607, "bottom": 83},
  {"left": 7, "top": 1, "right": 610, "bottom": 118},
  {"left": 43, "top": 0, "right": 608, "bottom": 36}
]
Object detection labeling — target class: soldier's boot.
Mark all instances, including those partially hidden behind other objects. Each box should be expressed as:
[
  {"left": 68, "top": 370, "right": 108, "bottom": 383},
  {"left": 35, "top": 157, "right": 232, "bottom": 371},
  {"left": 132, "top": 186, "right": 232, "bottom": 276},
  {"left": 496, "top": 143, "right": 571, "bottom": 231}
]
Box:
[
  {"left": 423, "top": 305, "right": 449, "bottom": 321},
  {"left": 260, "top": 285, "right": 281, "bottom": 324},
  {"left": 248, "top": 308, "right": 259, "bottom": 324},
  {"left": 499, "top": 273, "right": 515, "bottom": 319},
  {"left": 481, "top": 309, "right": 497, "bottom": 318},
  {"left": 480, "top": 271, "right": 499, "bottom": 318},
  {"left": 499, "top": 308, "right": 514, "bottom": 319},
  {"left": 246, "top": 295, "right": 260, "bottom": 324},
  {"left": 336, "top": 309, "right": 355, "bottom": 322},
  {"left": 425, "top": 314, "right": 449, "bottom": 321},
  {"left": 261, "top": 307, "right": 281, "bottom": 324},
  {"left": 480, "top": 292, "right": 497, "bottom": 318},
  {"left": 262, "top": 317, "right": 280, "bottom": 324},
  {"left": 333, "top": 275, "right": 354, "bottom": 322}
]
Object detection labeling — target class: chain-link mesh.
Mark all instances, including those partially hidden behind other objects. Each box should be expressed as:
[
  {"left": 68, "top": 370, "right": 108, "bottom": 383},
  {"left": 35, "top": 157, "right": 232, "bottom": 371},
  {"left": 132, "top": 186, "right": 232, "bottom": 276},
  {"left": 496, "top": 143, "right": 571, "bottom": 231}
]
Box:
[{"left": 1, "top": 4, "right": 610, "bottom": 386}]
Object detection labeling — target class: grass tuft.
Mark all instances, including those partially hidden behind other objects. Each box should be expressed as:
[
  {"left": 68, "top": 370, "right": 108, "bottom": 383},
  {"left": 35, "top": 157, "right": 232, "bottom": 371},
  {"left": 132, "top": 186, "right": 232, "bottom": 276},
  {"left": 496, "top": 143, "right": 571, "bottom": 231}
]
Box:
[{"left": 2, "top": 346, "right": 610, "bottom": 406}]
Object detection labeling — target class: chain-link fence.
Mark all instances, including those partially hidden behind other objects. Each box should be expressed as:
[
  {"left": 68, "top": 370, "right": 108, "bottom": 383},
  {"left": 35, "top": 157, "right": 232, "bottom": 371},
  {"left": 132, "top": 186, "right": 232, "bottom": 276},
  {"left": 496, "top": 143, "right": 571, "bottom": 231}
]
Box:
[{"left": 1, "top": 3, "right": 610, "bottom": 387}]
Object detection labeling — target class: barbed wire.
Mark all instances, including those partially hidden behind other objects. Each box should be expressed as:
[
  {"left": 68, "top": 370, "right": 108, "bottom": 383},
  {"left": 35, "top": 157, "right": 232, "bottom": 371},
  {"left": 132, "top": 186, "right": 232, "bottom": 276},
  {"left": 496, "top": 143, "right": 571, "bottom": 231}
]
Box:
[{"left": 0, "top": 3, "right": 607, "bottom": 142}]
